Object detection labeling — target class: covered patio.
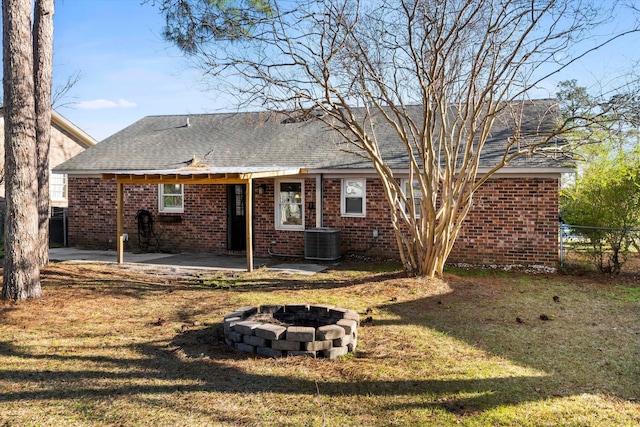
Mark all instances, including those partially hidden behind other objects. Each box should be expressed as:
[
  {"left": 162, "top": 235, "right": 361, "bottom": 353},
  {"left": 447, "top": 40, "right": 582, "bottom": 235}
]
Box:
[{"left": 102, "top": 165, "right": 306, "bottom": 272}]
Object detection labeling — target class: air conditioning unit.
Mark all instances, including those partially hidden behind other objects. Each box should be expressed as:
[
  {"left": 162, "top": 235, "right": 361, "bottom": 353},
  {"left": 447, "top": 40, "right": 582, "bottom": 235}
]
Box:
[{"left": 304, "top": 228, "right": 341, "bottom": 261}]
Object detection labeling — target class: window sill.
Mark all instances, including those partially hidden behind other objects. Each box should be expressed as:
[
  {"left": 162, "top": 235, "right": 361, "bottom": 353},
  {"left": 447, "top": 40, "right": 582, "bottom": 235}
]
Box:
[
  {"left": 275, "top": 225, "right": 305, "bottom": 231},
  {"left": 341, "top": 213, "right": 366, "bottom": 218}
]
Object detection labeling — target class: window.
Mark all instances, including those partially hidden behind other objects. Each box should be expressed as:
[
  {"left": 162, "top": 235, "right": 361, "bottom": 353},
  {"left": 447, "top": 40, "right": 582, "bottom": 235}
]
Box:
[
  {"left": 159, "top": 183, "right": 184, "bottom": 212},
  {"left": 402, "top": 179, "right": 423, "bottom": 217},
  {"left": 275, "top": 180, "right": 304, "bottom": 230},
  {"left": 50, "top": 173, "right": 67, "bottom": 201},
  {"left": 341, "top": 178, "right": 366, "bottom": 217},
  {"left": 232, "top": 185, "right": 245, "bottom": 216}
]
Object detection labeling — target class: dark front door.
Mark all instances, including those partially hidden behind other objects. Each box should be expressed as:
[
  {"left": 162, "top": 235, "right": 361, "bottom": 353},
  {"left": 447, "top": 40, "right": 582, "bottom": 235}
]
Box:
[{"left": 227, "top": 184, "right": 246, "bottom": 251}]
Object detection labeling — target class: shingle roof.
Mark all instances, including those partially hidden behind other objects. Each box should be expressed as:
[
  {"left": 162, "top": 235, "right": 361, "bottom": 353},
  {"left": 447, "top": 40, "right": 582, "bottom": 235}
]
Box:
[{"left": 55, "top": 101, "right": 570, "bottom": 174}]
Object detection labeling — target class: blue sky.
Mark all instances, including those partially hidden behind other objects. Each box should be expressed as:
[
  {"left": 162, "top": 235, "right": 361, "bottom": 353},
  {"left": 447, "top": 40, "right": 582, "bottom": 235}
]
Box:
[
  {"left": 54, "top": 0, "right": 229, "bottom": 140},
  {"left": 49, "top": 1, "right": 640, "bottom": 141}
]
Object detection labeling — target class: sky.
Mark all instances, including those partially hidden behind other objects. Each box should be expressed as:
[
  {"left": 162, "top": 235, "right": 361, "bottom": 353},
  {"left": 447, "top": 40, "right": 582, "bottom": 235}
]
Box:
[
  {"left": 53, "top": 0, "right": 231, "bottom": 141},
  {"left": 42, "top": 0, "right": 640, "bottom": 141}
]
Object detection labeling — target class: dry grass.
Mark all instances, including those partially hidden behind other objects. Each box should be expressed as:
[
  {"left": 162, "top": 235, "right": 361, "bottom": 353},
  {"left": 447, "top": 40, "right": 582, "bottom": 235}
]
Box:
[{"left": 0, "top": 258, "right": 638, "bottom": 426}]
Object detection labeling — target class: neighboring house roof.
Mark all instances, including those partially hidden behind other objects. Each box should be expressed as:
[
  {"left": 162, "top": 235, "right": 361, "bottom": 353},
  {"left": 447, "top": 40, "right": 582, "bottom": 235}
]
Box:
[
  {"left": 0, "top": 108, "right": 97, "bottom": 207},
  {"left": 50, "top": 110, "right": 98, "bottom": 149},
  {"left": 0, "top": 108, "right": 98, "bottom": 149},
  {"left": 55, "top": 100, "right": 570, "bottom": 176}
]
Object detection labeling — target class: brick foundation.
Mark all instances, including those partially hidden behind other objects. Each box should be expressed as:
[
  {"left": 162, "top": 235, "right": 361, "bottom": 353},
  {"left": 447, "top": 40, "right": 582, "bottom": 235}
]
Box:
[{"left": 68, "top": 175, "right": 559, "bottom": 267}]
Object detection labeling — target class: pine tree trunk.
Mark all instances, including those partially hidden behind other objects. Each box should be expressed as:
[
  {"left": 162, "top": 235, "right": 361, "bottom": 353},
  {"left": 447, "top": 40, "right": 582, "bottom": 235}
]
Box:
[
  {"left": 34, "top": 0, "right": 55, "bottom": 267},
  {"left": 2, "top": 0, "right": 41, "bottom": 300}
]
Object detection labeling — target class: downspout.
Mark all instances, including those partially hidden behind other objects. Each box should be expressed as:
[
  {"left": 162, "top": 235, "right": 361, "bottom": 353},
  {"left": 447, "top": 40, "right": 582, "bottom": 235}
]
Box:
[{"left": 316, "top": 173, "right": 323, "bottom": 228}]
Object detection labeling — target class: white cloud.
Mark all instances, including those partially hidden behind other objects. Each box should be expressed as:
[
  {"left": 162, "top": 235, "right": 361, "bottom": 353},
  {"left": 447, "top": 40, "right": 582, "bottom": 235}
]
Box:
[
  {"left": 116, "top": 98, "right": 137, "bottom": 108},
  {"left": 75, "top": 98, "right": 137, "bottom": 110}
]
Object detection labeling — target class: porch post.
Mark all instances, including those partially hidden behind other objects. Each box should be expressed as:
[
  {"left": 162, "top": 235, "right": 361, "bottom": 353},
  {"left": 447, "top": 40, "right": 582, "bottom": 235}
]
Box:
[
  {"left": 116, "top": 181, "right": 124, "bottom": 264},
  {"left": 246, "top": 179, "right": 254, "bottom": 272}
]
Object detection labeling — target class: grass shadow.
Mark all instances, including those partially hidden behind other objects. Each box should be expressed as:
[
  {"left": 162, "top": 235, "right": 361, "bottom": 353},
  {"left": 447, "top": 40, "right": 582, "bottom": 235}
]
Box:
[
  {"left": 373, "top": 274, "right": 640, "bottom": 401},
  {"left": 0, "top": 333, "right": 560, "bottom": 419}
]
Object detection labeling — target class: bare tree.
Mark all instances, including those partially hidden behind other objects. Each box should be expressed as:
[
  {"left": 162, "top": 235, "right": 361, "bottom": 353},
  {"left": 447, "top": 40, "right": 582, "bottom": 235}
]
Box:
[
  {"left": 162, "top": 0, "right": 640, "bottom": 277},
  {"left": 2, "top": 0, "right": 41, "bottom": 299},
  {"left": 34, "top": 0, "right": 55, "bottom": 268},
  {"left": 52, "top": 70, "right": 81, "bottom": 108}
]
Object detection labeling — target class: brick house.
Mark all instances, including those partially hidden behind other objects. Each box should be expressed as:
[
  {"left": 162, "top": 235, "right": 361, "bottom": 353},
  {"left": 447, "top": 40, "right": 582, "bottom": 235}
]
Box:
[
  {"left": 54, "top": 102, "right": 570, "bottom": 269},
  {"left": 0, "top": 109, "right": 97, "bottom": 241},
  {"left": 0, "top": 109, "right": 97, "bottom": 207}
]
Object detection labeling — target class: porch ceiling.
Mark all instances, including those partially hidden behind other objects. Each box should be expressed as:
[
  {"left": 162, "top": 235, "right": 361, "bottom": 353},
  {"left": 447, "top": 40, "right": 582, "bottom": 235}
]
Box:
[{"left": 102, "top": 166, "right": 306, "bottom": 184}]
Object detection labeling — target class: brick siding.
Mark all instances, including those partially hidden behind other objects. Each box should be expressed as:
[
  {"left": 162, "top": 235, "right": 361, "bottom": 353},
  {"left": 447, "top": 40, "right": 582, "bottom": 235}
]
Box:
[
  {"left": 68, "top": 175, "right": 559, "bottom": 267},
  {"left": 448, "top": 177, "right": 559, "bottom": 266}
]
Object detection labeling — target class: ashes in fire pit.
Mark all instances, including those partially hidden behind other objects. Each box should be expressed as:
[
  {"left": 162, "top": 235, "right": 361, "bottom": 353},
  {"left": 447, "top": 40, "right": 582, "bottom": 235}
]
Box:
[{"left": 223, "top": 304, "right": 359, "bottom": 359}]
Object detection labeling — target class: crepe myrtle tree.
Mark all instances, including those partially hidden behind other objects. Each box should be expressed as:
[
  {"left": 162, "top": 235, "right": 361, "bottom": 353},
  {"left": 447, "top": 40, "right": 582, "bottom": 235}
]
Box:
[{"left": 159, "top": 0, "right": 639, "bottom": 277}]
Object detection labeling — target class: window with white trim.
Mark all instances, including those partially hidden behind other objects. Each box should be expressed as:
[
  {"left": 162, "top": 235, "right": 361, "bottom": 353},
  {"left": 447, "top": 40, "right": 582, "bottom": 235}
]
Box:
[
  {"left": 402, "top": 179, "right": 423, "bottom": 217},
  {"left": 50, "top": 173, "right": 68, "bottom": 201},
  {"left": 275, "top": 180, "right": 304, "bottom": 230},
  {"left": 158, "top": 183, "right": 184, "bottom": 212},
  {"left": 341, "top": 178, "right": 366, "bottom": 217}
]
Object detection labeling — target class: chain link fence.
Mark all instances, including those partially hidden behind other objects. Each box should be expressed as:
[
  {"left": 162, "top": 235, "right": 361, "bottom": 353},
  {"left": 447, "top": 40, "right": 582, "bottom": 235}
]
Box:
[{"left": 559, "top": 224, "right": 640, "bottom": 272}]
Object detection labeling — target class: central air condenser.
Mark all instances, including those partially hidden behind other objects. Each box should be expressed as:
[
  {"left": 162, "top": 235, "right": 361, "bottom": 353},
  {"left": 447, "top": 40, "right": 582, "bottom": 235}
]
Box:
[{"left": 304, "top": 228, "right": 341, "bottom": 261}]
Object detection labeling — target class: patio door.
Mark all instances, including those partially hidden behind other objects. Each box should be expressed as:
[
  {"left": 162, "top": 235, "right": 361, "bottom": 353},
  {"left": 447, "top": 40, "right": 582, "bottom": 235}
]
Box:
[{"left": 227, "top": 184, "right": 246, "bottom": 251}]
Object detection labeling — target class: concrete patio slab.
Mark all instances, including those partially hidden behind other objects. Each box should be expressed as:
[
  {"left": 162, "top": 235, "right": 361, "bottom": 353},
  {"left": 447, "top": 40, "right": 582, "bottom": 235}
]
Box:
[
  {"left": 49, "top": 247, "right": 329, "bottom": 275},
  {"left": 269, "top": 263, "right": 329, "bottom": 275}
]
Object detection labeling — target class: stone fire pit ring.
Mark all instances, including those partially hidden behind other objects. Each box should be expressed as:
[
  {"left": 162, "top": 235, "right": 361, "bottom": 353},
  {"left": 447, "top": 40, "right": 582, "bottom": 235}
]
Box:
[{"left": 223, "top": 304, "right": 359, "bottom": 359}]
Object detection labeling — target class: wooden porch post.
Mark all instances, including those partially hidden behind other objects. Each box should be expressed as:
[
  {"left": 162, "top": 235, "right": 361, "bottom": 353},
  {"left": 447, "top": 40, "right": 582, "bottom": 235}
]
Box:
[
  {"left": 246, "top": 179, "right": 254, "bottom": 272},
  {"left": 116, "top": 181, "right": 124, "bottom": 264}
]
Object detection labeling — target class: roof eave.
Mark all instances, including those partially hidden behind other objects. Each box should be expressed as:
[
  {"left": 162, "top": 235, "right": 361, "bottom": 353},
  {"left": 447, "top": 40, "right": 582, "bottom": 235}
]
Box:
[
  {"left": 52, "top": 110, "right": 98, "bottom": 147},
  {"left": 307, "top": 166, "right": 574, "bottom": 175},
  {"left": 100, "top": 166, "right": 307, "bottom": 184}
]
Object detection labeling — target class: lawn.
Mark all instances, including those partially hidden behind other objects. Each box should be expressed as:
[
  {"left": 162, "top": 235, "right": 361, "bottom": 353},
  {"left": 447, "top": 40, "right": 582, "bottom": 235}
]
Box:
[{"left": 0, "top": 258, "right": 638, "bottom": 426}]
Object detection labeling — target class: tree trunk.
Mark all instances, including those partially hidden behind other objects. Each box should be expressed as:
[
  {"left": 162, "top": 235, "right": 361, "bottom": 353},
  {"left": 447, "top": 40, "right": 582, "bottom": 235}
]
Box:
[
  {"left": 2, "top": 0, "right": 41, "bottom": 300},
  {"left": 34, "top": 0, "right": 55, "bottom": 267}
]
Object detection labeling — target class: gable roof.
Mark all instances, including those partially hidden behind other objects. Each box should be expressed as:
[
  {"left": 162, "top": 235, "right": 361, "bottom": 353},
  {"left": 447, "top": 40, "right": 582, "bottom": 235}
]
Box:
[
  {"left": 55, "top": 101, "right": 570, "bottom": 176},
  {"left": 50, "top": 110, "right": 98, "bottom": 148},
  {"left": 0, "top": 108, "right": 98, "bottom": 148}
]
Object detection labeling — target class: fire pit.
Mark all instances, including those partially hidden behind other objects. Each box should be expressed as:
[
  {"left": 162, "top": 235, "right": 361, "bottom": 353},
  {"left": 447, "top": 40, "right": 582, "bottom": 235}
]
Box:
[{"left": 223, "top": 304, "right": 359, "bottom": 359}]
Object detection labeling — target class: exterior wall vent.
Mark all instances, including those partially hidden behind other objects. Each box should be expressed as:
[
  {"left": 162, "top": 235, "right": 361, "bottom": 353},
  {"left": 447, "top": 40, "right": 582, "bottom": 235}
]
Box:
[{"left": 304, "top": 228, "right": 341, "bottom": 261}]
